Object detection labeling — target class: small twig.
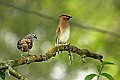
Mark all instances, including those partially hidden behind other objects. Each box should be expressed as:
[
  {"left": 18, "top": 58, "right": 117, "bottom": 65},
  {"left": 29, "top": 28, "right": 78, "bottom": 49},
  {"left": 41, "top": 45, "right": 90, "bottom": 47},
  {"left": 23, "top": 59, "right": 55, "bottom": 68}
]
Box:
[
  {"left": 68, "top": 51, "right": 74, "bottom": 64},
  {"left": 8, "top": 66, "right": 28, "bottom": 80},
  {"left": 81, "top": 55, "right": 86, "bottom": 64}
]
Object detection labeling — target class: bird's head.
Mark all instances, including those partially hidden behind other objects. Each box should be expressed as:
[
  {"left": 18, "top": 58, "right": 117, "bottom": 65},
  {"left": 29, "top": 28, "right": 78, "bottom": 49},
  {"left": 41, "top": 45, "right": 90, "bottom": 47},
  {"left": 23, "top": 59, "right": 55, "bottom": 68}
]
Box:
[
  {"left": 60, "top": 15, "right": 72, "bottom": 20},
  {"left": 27, "top": 33, "right": 37, "bottom": 41}
]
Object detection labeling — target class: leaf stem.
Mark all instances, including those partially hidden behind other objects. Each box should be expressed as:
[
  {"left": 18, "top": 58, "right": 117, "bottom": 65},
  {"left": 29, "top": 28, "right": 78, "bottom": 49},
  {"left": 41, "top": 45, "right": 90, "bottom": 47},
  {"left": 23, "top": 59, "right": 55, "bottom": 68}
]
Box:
[{"left": 97, "top": 65, "right": 104, "bottom": 80}]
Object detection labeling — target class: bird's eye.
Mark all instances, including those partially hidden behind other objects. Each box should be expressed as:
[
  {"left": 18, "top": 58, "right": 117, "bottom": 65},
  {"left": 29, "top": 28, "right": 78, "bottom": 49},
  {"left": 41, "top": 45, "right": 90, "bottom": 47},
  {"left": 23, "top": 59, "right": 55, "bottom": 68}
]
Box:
[
  {"left": 32, "top": 34, "right": 36, "bottom": 37},
  {"left": 33, "top": 35, "right": 37, "bottom": 39},
  {"left": 32, "top": 34, "right": 35, "bottom": 36},
  {"left": 34, "top": 36, "right": 37, "bottom": 39}
]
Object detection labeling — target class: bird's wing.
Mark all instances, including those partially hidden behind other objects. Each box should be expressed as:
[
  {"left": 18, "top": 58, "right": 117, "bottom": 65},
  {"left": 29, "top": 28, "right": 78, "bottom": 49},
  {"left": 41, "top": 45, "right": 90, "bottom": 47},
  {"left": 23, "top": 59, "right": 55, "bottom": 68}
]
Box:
[
  {"left": 17, "top": 39, "right": 29, "bottom": 52},
  {"left": 56, "top": 26, "right": 61, "bottom": 44},
  {"left": 17, "top": 40, "right": 22, "bottom": 50},
  {"left": 25, "top": 39, "right": 33, "bottom": 49},
  {"left": 22, "top": 43, "right": 28, "bottom": 52}
]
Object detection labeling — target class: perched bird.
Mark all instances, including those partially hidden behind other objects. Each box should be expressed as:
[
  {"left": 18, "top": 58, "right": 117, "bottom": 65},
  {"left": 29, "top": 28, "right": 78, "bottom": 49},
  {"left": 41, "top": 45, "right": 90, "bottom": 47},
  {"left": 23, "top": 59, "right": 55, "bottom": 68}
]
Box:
[
  {"left": 55, "top": 14, "right": 72, "bottom": 45},
  {"left": 17, "top": 33, "right": 37, "bottom": 55}
]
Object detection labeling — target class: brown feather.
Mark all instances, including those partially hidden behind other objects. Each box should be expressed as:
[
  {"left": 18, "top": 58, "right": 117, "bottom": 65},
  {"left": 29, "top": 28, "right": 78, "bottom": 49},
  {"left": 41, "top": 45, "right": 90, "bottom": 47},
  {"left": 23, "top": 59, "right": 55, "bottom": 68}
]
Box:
[
  {"left": 56, "top": 15, "right": 71, "bottom": 44},
  {"left": 17, "top": 38, "right": 33, "bottom": 52}
]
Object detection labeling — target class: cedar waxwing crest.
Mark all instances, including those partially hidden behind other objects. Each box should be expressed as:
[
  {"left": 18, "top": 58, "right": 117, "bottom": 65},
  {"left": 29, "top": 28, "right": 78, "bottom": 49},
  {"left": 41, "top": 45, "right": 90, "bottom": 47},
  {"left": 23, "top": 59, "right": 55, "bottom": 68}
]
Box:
[{"left": 60, "top": 15, "right": 72, "bottom": 20}]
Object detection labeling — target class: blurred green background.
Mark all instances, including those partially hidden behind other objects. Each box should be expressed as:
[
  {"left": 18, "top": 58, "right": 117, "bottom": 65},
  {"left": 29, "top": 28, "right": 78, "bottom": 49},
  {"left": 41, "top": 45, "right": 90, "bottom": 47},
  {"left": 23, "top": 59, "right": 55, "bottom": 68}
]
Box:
[{"left": 0, "top": 0, "right": 120, "bottom": 80}]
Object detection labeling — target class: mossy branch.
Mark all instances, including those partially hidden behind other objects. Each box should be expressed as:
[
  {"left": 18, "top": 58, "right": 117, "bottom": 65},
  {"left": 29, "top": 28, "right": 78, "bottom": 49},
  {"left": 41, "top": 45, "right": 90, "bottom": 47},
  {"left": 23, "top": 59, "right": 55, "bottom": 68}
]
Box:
[{"left": 0, "top": 44, "right": 103, "bottom": 80}]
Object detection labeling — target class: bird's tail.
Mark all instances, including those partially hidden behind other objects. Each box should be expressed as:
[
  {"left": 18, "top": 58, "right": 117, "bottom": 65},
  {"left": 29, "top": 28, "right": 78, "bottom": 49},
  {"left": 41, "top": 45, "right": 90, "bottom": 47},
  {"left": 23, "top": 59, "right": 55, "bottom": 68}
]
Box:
[{"left": 55, "top": 36, "right": 59, "bottom": 46}]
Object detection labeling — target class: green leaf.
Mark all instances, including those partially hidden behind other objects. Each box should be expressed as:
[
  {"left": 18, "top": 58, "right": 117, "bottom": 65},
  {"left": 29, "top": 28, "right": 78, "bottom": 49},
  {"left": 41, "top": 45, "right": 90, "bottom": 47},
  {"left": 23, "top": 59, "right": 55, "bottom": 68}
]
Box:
[
  {"left": 97, "top": 65, "right": 101, "bottom": 73},
  {"left": 101, "top": 61, "right": 114, "bottom": 66},
  {"left": 85, "top": 74, "right": 96, "bottom": 80},
  {"left": 0, "top": 71, "right": 5, "bottom": 80},
  {"left": 101, "top": 73, "right": 114, "bottom": 80}
]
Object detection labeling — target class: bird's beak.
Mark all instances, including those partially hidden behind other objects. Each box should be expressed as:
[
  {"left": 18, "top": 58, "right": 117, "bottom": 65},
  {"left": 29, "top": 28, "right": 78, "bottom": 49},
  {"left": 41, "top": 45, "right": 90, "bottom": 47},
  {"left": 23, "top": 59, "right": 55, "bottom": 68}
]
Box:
[
  {"left": 34, "top": 36, "right": 37, "bottom": 39},
  {"left": 67, "top": 16, "right": 72, "bottom": 20}
]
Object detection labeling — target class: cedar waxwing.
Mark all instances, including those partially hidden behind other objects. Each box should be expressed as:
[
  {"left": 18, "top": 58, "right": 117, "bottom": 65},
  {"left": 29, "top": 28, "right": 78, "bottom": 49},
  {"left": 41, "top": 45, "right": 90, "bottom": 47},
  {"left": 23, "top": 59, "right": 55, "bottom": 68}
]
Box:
[
  {"left": 17, "top": 33, "right": 37, "bottom": 55},
  {"left": 55, "top": 15, "right": 72, "bottom": 45}
]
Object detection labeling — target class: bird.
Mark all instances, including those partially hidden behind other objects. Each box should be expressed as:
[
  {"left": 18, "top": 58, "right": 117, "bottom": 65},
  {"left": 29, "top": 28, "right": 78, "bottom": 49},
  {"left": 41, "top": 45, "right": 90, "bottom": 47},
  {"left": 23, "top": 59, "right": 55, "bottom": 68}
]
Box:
[
  {"left": 55, "top": 14, "right": 72, "bottom": 46},
  {"left": 54, "top": 15, "right": 73, "bottom": 64},
  {"left": 17, "top": 33, "right": 37, "bottom": 55}
]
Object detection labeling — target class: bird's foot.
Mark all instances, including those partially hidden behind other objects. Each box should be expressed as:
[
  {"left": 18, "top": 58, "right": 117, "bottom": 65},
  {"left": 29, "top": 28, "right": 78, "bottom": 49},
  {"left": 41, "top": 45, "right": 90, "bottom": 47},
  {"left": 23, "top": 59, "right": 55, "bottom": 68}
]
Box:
[
  {"left": 55, "top": 43, "right": 59, "bottom": 46},
  {"left": 27, "top": 54, "right": 33, "bottom": 56},
  {"left": 66, "top": 42, "right": 70, "bottom": 45},
  {"left": 55, "top": 43, "right": 63, "bottom": 46},
  {"left": 26, "top": 50, "right": 33, "bottom": 56},
  {"left": 55, "top": 42, "right": 70, "bottom": 46}
]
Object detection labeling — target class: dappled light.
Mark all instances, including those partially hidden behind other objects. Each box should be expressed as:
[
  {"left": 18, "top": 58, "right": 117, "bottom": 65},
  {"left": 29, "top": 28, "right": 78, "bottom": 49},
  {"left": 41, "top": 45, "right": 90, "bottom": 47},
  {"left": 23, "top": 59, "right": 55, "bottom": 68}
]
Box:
[{"left": 50, "top": 61, "right": 67, "bottom": 80}]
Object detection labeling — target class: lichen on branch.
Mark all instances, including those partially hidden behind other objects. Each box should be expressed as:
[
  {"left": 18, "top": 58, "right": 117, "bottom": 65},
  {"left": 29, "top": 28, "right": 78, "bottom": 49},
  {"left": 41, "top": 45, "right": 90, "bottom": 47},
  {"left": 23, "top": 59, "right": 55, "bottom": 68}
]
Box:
[{"left": 0, "top": 44, "right": 103, "bottom": 80}]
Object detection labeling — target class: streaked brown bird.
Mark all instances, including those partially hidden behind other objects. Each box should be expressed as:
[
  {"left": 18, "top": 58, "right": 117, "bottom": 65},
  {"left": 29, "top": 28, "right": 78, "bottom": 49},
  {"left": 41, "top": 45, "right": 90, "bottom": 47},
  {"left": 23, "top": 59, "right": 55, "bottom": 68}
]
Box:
[
  {"left": 17, "top": 33, "right": 37, "bottom": 55},
  {"left": 55, "top": 15, "right": 72, "bottom": 45}
]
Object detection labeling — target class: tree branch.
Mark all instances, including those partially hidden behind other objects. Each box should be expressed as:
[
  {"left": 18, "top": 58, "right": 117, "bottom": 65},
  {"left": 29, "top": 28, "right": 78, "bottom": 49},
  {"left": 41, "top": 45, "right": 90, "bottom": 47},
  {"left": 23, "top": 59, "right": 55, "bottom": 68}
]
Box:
[
  {"left": 8, "top": 66, "right": 28, "bottom": 80},
  {"left": 0, "top": 0, "right": 120, "bottom": 38},
  {"left": 0, "top": 44, "right": 103, "bottom": 80}
]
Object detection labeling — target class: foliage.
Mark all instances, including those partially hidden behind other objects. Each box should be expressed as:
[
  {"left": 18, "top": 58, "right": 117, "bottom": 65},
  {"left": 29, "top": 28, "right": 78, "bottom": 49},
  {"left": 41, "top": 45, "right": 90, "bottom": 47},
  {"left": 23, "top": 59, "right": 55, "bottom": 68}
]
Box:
[
  {"left": 85, "top": 61, "right": 114, "bottom": 80},
  {"left": 0, "top": 71, "right": 5, "bottom": 80}
]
